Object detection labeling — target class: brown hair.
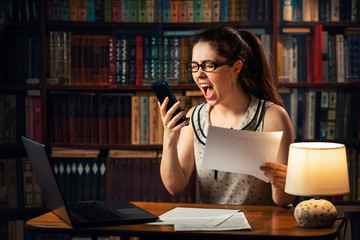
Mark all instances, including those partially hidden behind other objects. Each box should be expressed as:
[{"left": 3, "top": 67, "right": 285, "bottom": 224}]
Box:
[{"left": 191, "top": 26, "right": 284, "bottom": 107}]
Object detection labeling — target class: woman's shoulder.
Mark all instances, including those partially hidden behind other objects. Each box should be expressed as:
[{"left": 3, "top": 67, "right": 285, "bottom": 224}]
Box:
[{"left": 263, "top": 103, "right": 292, "bottom": 131}]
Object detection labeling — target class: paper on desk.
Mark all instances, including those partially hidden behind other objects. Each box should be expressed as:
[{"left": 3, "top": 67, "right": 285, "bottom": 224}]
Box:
[
  {"left": 148, "top": 207, "right": 251, "bottom": 231},
  {"left": 203, "top": 126, "right": 283, "bottom": 182}
]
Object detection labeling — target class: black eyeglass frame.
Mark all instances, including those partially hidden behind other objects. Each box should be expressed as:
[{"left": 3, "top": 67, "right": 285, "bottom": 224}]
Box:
[{"left": 185, "top": 61, "right": 235, "bottom": 73}]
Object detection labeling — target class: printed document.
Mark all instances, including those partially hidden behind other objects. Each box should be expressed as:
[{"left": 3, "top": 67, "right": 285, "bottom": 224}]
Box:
[
  {"left": 203, "top": 126, "right": 283, "bottom": 182},
  {"left": 148, "top": 207, "right": 251, "bottom": 231}
]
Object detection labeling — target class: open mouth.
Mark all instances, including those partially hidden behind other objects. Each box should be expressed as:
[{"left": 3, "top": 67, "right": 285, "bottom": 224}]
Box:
[{"left": 200, "top": 84, "right": 214, "bottom": 99}]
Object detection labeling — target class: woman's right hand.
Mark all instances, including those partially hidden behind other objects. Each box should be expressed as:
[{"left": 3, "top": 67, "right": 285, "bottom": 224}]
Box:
[{"left": 158, "top": 97, "right": 190, "bottom": 141}]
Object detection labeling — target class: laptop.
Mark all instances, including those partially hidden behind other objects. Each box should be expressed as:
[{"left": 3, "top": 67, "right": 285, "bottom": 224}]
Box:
[{"left": 21, "top": 136, "right": 159, "bottom": 228}]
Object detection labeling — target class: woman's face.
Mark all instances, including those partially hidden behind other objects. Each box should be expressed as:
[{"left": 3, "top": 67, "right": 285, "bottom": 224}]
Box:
[{"left": 191, "top": 42, "right": 236, "bottom": 106}]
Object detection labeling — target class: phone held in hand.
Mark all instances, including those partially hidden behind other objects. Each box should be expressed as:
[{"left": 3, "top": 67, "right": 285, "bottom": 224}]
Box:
[{"left": 151, "top": 82, "right": 188, "bottom": 125}]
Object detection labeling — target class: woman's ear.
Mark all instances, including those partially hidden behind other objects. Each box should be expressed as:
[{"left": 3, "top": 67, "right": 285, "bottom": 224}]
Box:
[{"left": 232, "top": 60, "right": 243, "bottom": 76}]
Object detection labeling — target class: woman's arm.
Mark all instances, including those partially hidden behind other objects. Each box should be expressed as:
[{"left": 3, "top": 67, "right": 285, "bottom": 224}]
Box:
[
  {"left": 260, "top": 104, "right": 296, "bottom": 206},
  {"left": 159, "top": 98, "right": 195, "bottom": 195}
]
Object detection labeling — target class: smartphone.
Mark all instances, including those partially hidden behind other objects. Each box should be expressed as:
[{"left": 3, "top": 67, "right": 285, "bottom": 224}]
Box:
[{"left": 151, "top": 82, "right": 188, "bottom": 125}]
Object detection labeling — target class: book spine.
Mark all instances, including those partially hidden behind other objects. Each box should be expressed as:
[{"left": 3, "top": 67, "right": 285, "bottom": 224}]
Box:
[
  {"left": 162, "top": 0, "right": 171, "bottom": 22},
  {"left": 104, "top": 0, "right": 113, "bottom": 22},
  {"left": 136, "top": 35, "right": 144, "bottom": 85},
  {"left": 121, "top": 0, "right": 130, "bottom": 22},
  {"left": 109, "top": 35, "right": 117, "bottom": 85},
  {"left": 313, "top": 25, "right": 323, "bottom": 83},
  {"left": 0, "top": 159, "right": 7, "bottom": 207},
  {"left": 117, "top": 95, "right": 125, "bottom": 144},
  {"left": 107, "top": 95, "right": 118, "bottom": 144},
  {"left": 139, "top": 95, "right": 149, "bottom": 144},
  {"left": 131, "top": 95, "right": 140, "bottom": 144},
  {"left": 138, "top": 0, "right": 147, "bottom": 22},
  {"left": 98, "top": 94, "right": 108, "bottom": 144}
]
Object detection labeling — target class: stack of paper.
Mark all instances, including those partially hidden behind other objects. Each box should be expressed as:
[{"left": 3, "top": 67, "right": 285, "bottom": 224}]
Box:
[{"left": 148, "top": 207, "right": 252, "bottom": 231}]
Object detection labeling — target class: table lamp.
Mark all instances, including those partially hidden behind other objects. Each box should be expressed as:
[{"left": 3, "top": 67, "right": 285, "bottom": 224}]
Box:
[{"left": 285, "top": 142, "right": 350, "bottom": 228}]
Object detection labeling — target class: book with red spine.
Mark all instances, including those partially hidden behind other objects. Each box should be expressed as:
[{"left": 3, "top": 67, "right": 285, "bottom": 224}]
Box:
[
  {"left": 136, "top": 35, "right": 143, "bottom": 85},
  {"left": 312, "top": 25, "right": 322, "bottom": 83},
  {"left": 112, "top": 0, "right": 121, "bottom": 22}
]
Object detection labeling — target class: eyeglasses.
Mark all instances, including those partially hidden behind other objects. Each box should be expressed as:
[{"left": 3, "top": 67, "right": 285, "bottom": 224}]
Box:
[{"left": 186, "top": 61, "right": 234, "bottom": 73}]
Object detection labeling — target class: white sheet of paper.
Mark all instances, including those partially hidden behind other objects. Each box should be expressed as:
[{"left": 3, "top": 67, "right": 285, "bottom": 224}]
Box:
[
  {"left": 203, "top": 126, "right": 283, "bottom": 182},
  {"left": 148, "top": 207, "right": 252, "bottom": 231}
]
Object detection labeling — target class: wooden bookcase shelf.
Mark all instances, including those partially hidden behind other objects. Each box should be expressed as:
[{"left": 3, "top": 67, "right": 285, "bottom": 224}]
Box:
[{"left": 1, "top": 1, "right": 359, "bottom": 236}]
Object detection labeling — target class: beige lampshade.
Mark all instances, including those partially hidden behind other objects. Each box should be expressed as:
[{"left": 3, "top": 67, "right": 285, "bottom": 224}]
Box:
[{"left": 285, "top": 142, "right": 350, "bottom": 196}]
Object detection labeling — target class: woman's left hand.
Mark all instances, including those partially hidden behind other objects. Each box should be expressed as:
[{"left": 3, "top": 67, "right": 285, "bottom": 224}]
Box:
[{"left": 260, "top": 162, "right": 287, "bottom": 191}]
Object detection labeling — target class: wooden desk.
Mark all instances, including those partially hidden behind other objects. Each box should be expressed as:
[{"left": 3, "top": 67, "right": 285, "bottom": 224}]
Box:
[{"left": 26, "top": 202, "right": 345, "bottom": 240}]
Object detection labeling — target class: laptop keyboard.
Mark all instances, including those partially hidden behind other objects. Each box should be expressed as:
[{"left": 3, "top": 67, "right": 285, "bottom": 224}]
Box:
[{"left": 67, "top": 202, "right": 123, "bottom": 222}]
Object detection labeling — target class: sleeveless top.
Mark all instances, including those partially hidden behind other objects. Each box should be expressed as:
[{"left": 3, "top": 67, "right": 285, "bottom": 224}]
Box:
[{"left": 191, "top": 95, "right": 274, "bottom": 205}]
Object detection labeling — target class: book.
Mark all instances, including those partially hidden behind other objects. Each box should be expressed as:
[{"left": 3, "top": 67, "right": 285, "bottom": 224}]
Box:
[
  {"left": 162, "top": 0, "right": 171, "bottom": 22},
  {"left": 0, "top": 159, "right": 7, "bottom": 207},
  {"left": 104, "top": 0, "right": 112, "bottom": 22},
  {"left": 69, "top": 0, "right": 78, "bottom": 21},
  {"left": 139, "top": 95, "right": 149, "bottom": 144},
  {"left": 6, "top": 158, "right": 18, "bottom": 208},
  {"left": 170, "top": 0, "right": 179, "bottom": 22},
  {"left": 78, "top": 0, "right": 87, "bottom": 21},
  {"left": 116, "top": 95, "right": 125, "bottom": 144},
  {"left": 107, "top": 94, "right": 118, "bottom": 144},
  {"left": 283, "top": 0, "right": 292, "bottom": 21},
  {"left": 313, "top": 25, "right": 323, "bottom": 83},
  {"left": 32, "top": 97, "right": 42, "bottom": 143},
  {"left": 335, "top": 34, "right": 345, "bottom": 82},
  {"left": 149, "top": 95, "right": 159, "bottom": 144},
  {"left": 87, "top": 0, "right": 96, "bottom": 21},
  {"left": 322, "top": 30, "right": 329, "bottom": 82},
  {"left": 131, "top": 95, "right": 140, "bottom": 144},
  {"left": 202, "top": 0, "right": 212, "bottom": 22},
  {"left": 219, "top": 0, "right": 228, "bottom": 22},
  {"left": 98, "top": 94, "right": 108, "bottom": 144},
  {"left": 138, "top": 0, "right": 147, "bottom": 22},
  {"left": 319, "top": 90, "right": 329, "bottom": 139},
  {"left": 147, "top": 0, "right": 155, "bottom": 22},
  {"left": 326, "top": 90, "right": 337, "bottom": 140},
  {"left": 109, "top": 35, "right": 117, "bottom": 85},
  {"left": 68, "top": 95, "right": 78, "bottom": 143},
  {"left": 121, "top": 0, "right": 130, "bottom": 22},
  {"left": 193, "top": 0, "right": 203, "bottom": 22},
  {"left": 303, "top": 90, "right": 316, "bottom": 139},
  {"left": 22, "top": 158, "right": 33, "bottom": 208},
  {"left": 136, "top": 35, "right": 144, "bottom": 85},
  {"left": 178, "top": 0, "right": 187, "bottom": 22}
]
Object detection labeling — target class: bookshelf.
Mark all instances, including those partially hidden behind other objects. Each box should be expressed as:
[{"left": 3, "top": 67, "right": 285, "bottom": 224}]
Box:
[{"left": 1, "top": 0, "right": 360, "bottom": 239}]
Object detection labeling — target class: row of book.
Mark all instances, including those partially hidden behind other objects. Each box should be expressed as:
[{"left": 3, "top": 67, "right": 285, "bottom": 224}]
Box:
[
  {"left": 0, "top": 94, "right": 42, "bottom": 145},
  {"left": 0, "top": 31, "right": 41, "bottom": 85},
  {"left": 280, "top": 88, "right": 360, "bottom": 141},
  {"left": 49, "top": 31, "right": 193, "bottom": 86},
  {"left": 47, "top": 0, "right": 271, "bottom": 23},
  {"left": 51, "top": 149, "right": 107, "bottom": 202},
  {"left": 278, "top": 26, "right": 360, "bottom": 83},
  {"left": 0, "top": 0, "right": 39, "bottom": 23},
  {"left": 50, "top": 149, "right": 197, "bottom": 204},
  {"left": 0, "top": 157, "right": 42, "bottom": 209},
  {"left": 48, "top": 30, "right": 270, "bottom": 86},
  {"left": 48, "top": 91, "right": 204, "bottom": 145},
  {"left": 282, "top": 0, "right": 360, "bottom": 22},
  {"left": 106, "top": 150, "right": 196, "bottom": 203}
]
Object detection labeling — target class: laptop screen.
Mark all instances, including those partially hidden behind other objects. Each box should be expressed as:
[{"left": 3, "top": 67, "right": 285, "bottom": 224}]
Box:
[{"left": 22, "top": 136, "right": 73, "bottom": 225}]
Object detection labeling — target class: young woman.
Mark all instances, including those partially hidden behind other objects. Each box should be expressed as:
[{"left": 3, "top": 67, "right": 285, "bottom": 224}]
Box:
[{"left": 158, "top": 26, "right": 295, "bottom": 206}]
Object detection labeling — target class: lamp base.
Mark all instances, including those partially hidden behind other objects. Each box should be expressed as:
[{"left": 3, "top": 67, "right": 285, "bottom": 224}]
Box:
[{"left": 294, "top": 198, "right": 337, "bottom": 228}]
